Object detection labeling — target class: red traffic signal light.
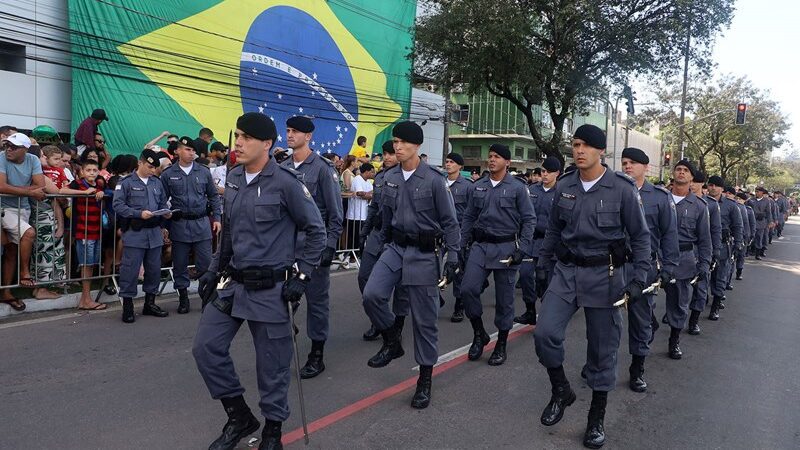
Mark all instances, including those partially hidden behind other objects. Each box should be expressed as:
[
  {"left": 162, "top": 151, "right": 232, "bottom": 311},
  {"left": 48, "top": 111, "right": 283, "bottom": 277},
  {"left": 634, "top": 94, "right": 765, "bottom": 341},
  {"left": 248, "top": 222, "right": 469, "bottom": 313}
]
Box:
[
  {"left": 736, "top": 103, "right": 747, "bottom": 125},
  {"left": 664, "top": 152, "right": 671, "bottom": 166}
]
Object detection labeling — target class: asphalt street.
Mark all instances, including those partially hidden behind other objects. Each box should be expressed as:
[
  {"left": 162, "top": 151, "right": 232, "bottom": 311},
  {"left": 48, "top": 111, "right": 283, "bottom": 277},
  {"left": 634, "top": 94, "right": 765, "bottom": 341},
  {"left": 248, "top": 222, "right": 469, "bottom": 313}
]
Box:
[{"left": 1, "top": 218, "right": 799, "bottom": 449}]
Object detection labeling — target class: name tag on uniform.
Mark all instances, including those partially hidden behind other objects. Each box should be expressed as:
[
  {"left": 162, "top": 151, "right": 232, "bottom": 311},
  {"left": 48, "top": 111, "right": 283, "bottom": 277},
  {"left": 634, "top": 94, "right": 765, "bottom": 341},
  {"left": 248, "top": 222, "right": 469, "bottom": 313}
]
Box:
[
  {"left": 169, "top": 176, "right": 181, "bottom": 181},
  {"left": 132, "top": 187, "right": 144, "bottom": 191},
  {"left": 561, "top": 192, "right": 576, "bottom": 200},
  {"left": 386, "top": 182, "right": 398, "bottom": 188},
  {"left": 475, "top": 187, "right": 487, "bottom": 192},
  {"left": 225, "top": 182, "right": 239, "bottom": 191}
]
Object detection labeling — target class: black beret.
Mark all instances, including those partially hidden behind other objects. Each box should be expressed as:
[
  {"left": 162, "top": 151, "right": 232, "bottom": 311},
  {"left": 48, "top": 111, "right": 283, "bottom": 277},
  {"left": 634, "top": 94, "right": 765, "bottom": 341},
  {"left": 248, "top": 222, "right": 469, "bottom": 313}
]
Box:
[
  {"left": 140, "top": 148, "right": 160, "bottom": 167},
  {"left": 707, "top": 175, "right": 725, "bottom": 187},
  {"left": 573, "top": 124, "right": 606, "bottom": 150},
  {"left": 446, "top": 152, "right": 464, "bottom": 166},
  {"left": 675, "top": 159, "right": 697, "bottom": 178},
  {"left": 541, "top": 156, "right": 562, "bottom": 172},
  {"left": 381, "top": 140, "right": 395, "bottom": 154},
  {"left": 755, "top": 186, "right": 768, "bottom": 193},
  {"left": 359, "top": 162, "right": 375, "bottom": 173},
  {"left": 210, "top": 141, "right": 226, "bottom": 152},
  {"left": 621, "top": 147, "right": 649, "bottom": 165},
  {"left": 178, "top": 136, "right": 196, "bottom": 151},
  {"left": 564, "top": 163, "right": 577, "bottom": 174},
  {"left": 286, "top": 116, "right": 315, "bottom": 133},
  {"left": 532, "top": 167, "right": 542, "bottom": 175},
  {"left": 489, "top": 143, "right": 511, "bottom": 160},
  {"left": 736, "top": 192, "right": 748, "bottom": 200},
  {"left": 392, "top": 121, "right": 423, "bottom": 145},
  {"left": 724, "top": 186, "right": 736, "bottom": 195},
  {"left": 237, "top": 112, "right": 277, "bottom": 142}
]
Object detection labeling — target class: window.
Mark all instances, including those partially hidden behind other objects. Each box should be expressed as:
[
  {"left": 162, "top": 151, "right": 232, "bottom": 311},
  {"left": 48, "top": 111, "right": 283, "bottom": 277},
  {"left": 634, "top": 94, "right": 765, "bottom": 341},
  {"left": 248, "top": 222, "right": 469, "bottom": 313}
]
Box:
[
  {"left": 462, "top": 145, "right": 481, "bottom": 159},
  {"left": 457, "top": 104, "right": 469, "bottom": 123},
  {"left": 514, "top": 147, "right": 524, "bottom": 158},
  {"left": 0, "top": 41, "right": 26, "bottom": 74},
  {"left": 527, "top": 148, "right": 541, "bottom": 161}
]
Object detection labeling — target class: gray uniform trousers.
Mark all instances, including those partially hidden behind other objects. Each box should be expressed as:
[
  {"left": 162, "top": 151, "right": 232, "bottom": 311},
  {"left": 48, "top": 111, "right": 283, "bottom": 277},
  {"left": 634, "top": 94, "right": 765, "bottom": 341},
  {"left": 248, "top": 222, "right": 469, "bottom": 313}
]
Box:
[
  {"left": 358, "top": 237, "right": 410, "bottom": 316},
  {"left": 690, "top": 271, "right": 711, "bottom": 312},
  {"left": 665, "top": 279, "right": 693, "bottom": 329},
  {"left": 192, "top": 298, "right": 293, "bottom": 421},
  {"left": 119, "top": 246, "right": 162, "bottom": 298},
  {"left": 711, "top": 242, "right": 732, "bottom": 298},
  {"left": 627, "top": 263, "right": 658, "bottom": 356},
  {"left": 303, "top": 265, "right": 330, "bottom": 341},
  {"left": 734, "top": 246, "right": 746, "bottom": 272},
  {"left": 519, "top": 258, "right": 537, "bottom": 306},
  {"left": 534, "top": 293, "right": 623, "bottom": 392},
  {"left": 754, "top": 228, "right": 768, "bottom": 250},
  {"left": 461, "top": 246, "right": 517, "bottom": 331},
  {"left": 362, "top": 244, "right": 438, "bottom": 366},
  {"left": 171, "top": 239, "right": 212, "bottom": 290}
]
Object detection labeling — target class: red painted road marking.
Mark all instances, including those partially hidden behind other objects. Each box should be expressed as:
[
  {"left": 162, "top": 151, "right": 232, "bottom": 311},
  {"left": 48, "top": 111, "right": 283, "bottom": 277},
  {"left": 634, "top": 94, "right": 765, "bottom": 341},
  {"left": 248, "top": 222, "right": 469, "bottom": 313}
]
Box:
[{"left": 282, "top": 324, "right": 535, "bottom": 445}]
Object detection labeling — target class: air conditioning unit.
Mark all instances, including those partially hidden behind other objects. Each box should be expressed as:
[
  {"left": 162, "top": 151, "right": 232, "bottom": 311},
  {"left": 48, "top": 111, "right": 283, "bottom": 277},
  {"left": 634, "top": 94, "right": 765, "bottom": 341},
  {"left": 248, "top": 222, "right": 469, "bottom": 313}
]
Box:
[{"left": 426, "top": 84, "right": 436, "bottom": 92}]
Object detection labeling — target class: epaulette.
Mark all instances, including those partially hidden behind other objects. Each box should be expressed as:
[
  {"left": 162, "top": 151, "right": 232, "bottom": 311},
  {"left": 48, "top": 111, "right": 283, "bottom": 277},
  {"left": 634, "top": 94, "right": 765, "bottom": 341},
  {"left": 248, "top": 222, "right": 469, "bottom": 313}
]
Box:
[
  {"left": 318, "top": 154, "right": 335, "bottom": 168},
  {"left": 654, "top": 185, "right": 671, "bottom": 195},
  {"left": 615, "top": 171, "right": 635, "bottom": 185},
  {"left": 277, "top": 164, "right": 302, "bottom": 179},
  {"left": 696, "top": 195, "right": 708, "bottom": 205},
  {"left": 429, "top": 165, "right": 446, "bottom": 177},
  {"left": 557, "top": 170, "right": 575, "bottom": 181}
]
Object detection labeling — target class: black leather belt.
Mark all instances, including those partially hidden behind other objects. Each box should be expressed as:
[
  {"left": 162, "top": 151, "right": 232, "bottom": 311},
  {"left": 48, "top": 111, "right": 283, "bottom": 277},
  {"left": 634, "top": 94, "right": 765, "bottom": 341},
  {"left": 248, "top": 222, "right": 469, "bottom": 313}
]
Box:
[
  {"left": 391, "top": 229, "right": 440, "bottom": 252},
  {"left": 679, "top": 242, "right": 694, "bottom": 251},
  {"left": 181, "top": 213, "right": 207, "bottom": 221},
  {"left": 474, "top": 234, "right": 517, "bottom": 244},
  {"left": 533, "top": 230, "right": 546, "bottom": 239},
  {"left": 557, "top": 252, "right": 612, "bottom": 267},
  {"left": 229, "top": 267, "right": 291, "bottom": 290}
]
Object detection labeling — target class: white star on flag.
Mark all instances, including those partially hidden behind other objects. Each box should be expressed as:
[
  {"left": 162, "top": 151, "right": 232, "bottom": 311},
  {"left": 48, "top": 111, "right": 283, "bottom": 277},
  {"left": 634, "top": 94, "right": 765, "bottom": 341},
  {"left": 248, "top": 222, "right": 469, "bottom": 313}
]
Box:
[
  {"left": 336, "top": 125, "right": 341, "bottom": 132},
  {"left": 338, "top": 133, "right": 343, "bottom": 138},
  {"left": 327, "top": 142, "right": 331, "bottom": 147},
  {"left": 337, "top": 138, "right": 341, "bottom": 144},
  {"left": 277, "top": 135, "right": 282, "bottom": 142},
  {"left": 298, "top": 107, "right": 304, "bottom": 113},
  {"left": 315, "top": 150, "right": 321, "bottom": 155},
  {"left": 258, "top": 106, "right": 264, "bottom": 113},
  {"left": 312, "top": 141, "right": 316, "bottom": 146},
  {"left": 344, "top": 127, "right": 348, "bottom": 132},
  {"left": 312, "top": 73, "right": 318, "bottom": 80},
  {"left": 270, "top": 116, "right": 274, "bottom": 121},
  {"left": 321, "top": 143, "right": 325, "bottom": 148},
  {"left": 277, "top": 93, "right": 283, "bottom": 99},
  {"left": 311, "top": 91, "right": 316, "bottom": 96}
]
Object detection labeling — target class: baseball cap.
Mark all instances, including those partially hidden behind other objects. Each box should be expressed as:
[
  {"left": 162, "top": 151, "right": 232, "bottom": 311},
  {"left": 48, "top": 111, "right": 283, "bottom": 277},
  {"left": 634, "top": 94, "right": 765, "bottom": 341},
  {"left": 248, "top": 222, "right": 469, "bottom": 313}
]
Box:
[
  {"left": 91, "top": 109, "right": 109, "bottom": 121},
  {"left": 3, "top": 132, "right": 32, "bottom": 149}
]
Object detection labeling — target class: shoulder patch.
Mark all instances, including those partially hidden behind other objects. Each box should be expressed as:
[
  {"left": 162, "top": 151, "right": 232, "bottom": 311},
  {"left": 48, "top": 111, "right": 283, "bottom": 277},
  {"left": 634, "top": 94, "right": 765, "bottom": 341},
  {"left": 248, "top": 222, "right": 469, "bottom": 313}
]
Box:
[
  {"left": 277, "top": 164, "right": 302, "bottom": 178},
  {"left": 614, "top": 171, "right": 636, "bottom": 185},
  {"left": 557, "top": 171, "right": 574, "bottom": 181},
  {"left": 319, "top": 155, "right": 335, "bottom": 168},
  {"left": 696, "top": 196, "right": 708, "bottom": 205},
  {"left": 302, "top": 184, "right": 312, "bottom": 198}
]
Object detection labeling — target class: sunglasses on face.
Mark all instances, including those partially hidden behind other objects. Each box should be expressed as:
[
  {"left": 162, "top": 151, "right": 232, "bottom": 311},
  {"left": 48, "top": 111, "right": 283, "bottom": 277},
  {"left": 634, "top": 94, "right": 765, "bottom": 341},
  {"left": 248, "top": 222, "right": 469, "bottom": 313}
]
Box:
[{"left": 2, "top": 143, "right": 22, "bottom": 151}]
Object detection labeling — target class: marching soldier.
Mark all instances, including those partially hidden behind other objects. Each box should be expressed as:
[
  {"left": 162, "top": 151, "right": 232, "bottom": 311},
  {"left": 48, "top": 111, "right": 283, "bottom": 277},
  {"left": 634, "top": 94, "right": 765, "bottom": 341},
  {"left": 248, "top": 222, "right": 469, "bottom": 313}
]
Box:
[
  {"left": 362, "top": 121, "right": 461, "bottom": 409},
  {"left": 686, "top": 173, "right": 720, "bottom": 334},
  {"left": 443, "top": 152, "right": 473, "bottom": 322},
  {"left": 767, "top": 193, "right": 778, "bottom": 245},
  {"left": 459, "top": 144, "right": 536, "bottom": 365},
  {"left": 282, "top": 116, "right": 343, "bottom": 379},
  {"left": 774, "top": 191, "right": 789, "bottom": 237},
  {"left": 747, "top": 187, "right": 771, "bottom": 259},
  {"left": 359, "top": 141, "right": 409, "bottom": 340},
  {"left": 666, "top": 160, "right": 712, "bottom": 355},
  {"left": 737, "top": 192, "right": 756, "bottom": 266},
  {"left": 619, "top": 148, "right": 679, "bottom": 391},
  {"left": 113, "top": 149, "right": 172, "bottom": 323},
  {"left": 162, "top": 136, "right": 221, "bottom": 314},
  {"left": 533, "top": 125, "right": 650, "bottom": 449},
  {"left": 706, "top": 176, "right": 742, "bottom": 319},
  {"left": 727, "top": 188, "right": 750, "bottom": 284},
  {"left": 192, "top": 113, "right": 326, "bottom": 450},
  {"left": 516, "top": 156, "right": 561, "bottom": 326}
]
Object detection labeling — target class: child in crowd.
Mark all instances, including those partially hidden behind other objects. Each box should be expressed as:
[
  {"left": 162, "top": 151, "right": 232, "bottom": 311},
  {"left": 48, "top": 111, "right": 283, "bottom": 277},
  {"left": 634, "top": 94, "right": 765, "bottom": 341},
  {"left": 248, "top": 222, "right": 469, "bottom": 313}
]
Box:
[
  {"left": 60, "top": 159, "right": 108, "bottom": 310},
  {"left": 29, "top": 145, "right": 68, "bottom": 299}
]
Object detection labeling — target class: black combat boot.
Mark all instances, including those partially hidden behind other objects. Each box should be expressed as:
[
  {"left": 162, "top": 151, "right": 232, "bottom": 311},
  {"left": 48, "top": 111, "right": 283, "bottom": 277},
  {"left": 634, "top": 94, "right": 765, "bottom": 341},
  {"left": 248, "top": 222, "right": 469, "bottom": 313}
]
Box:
[
  {"left": 411, "top": 365, "right": 432, "bottom": 409},
  {"left": 367, "top": 325, "right": 404, "bottom": 368},
  {"left": 488, "top": 329, "right": 509, "bottom": 366},
  {"left": 142, "top": 293, "right": 168, "bottom": 317},
  {"left": 687, "top": 310, "right": 701, "bottom": 335},
  {"left": 583, "top": 391, "right": 607, "bottom": 448},
  {"left": 209, "top": 395, "right": 260, "bottom": 450},
  {"left": 708, "top": 297, "right": 721, "bottom": 321},
  {"left": 177, "top": 288, "right": 190, "bottom": 314},
  {"left": 258, "top": 419, "right": 282, "bottom": 450},
  {"left": 735, "top": 268, "right": 743, "bottom": 280},
  {"left": 362, "top": 324, "right": 380, "bottom": 341},
  {"left": 467, "top": 317, "right": 490, "bottom": 361},
  {"left": 668, "top": 327, "right": 682, "bottom": 360},
  {"left": 628, "top": 355, "right": 647, "bottom": 393},
  {"left": 394, "top": 315, "right": 406, "bottom": 336},
  {"left": 719, "top": 294, "right": 726, "bottom": 309},
  {"left": 121, "top": 297, "right": 135, "bottom": 323},
  {"left": 299, "top": 340, "right": 325, "bottom": 379},
  {"left": 513, "top": 302, "right": 537, "bottom": 325},
  {"left": 541, "top": 366, "right": 576, "bottom": 426},
  {"left": 450, "top": 298, "right": 465, "bottom": 323}
]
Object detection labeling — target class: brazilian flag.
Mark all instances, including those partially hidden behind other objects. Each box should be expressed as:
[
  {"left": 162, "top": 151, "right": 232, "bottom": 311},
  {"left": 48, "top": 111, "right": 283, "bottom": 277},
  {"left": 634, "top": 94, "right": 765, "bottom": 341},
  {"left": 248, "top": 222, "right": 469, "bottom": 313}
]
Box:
[{"left": 68, "top": 0, "right": 416, "bottom": 155}]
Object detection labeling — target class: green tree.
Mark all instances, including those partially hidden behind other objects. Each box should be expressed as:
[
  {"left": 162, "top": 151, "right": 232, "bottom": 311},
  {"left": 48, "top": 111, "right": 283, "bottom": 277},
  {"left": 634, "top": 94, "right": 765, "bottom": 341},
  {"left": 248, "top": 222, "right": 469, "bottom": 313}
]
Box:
[{"left": 413, "top": 0, "right": 734, "bottom": 163}]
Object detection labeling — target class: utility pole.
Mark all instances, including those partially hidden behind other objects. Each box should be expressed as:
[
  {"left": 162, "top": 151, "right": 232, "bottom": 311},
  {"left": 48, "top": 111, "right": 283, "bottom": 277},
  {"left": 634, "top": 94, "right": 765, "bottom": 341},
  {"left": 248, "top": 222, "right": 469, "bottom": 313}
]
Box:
[{"left": 442, "top": 85, "right": 450, "bottom": 162}]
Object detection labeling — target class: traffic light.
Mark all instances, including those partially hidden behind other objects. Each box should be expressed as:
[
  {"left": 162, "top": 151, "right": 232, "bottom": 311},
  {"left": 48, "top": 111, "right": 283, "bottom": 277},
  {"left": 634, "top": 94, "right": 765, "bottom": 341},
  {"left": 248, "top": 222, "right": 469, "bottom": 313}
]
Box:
[
  {"left": 735, "top": 103, "right": 747, "bottom": 125},
  {"left": 623, "top": 85, "right": 635, "bottom": 115},
  {"left": 664, "top": 152, "right": 671, "bottom": 166}
]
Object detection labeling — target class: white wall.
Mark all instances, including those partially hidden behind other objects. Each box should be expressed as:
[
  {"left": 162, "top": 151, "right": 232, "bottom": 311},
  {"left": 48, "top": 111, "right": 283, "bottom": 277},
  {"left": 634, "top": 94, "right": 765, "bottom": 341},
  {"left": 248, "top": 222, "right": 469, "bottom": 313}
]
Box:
[
  {"left": 606, "top": 121, "right": 664, "bottom": 178},
  {"left": 0, "top": 0, "right": 72, "bottom": 133},
  {"left": 410, "top": 88, "right": 446, "bottom": 167}
]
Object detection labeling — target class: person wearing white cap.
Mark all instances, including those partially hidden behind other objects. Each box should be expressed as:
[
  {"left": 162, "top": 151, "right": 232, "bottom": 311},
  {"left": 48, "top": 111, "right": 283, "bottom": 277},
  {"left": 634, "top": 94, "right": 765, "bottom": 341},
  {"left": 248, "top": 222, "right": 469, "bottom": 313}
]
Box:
[{"left": 0, "top": 133, "right": 48, "bottom": 311}]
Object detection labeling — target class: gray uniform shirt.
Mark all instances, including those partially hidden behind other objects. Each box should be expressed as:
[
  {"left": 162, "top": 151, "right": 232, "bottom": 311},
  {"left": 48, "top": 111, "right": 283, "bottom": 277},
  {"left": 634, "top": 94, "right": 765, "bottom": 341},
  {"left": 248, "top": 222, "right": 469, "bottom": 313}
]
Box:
[
  {"left": 161, "top": 162, "right": 221, "bottom": 243},
  {"left": 460, "top": 174, "right": 536, "bottom": 269},
  {"left": 736, "top": 202, "right": 751, "bottom": 243},
  {"left": 448, "top": 176, "right": 473, "bottom": 225},
  {"left": 674, "top": 192, "right": 713, "bottom": 279},
  {"left": 282, "top": 152, "right": 343, "bottom": 249},
  {"left": 539, "top": 169, "right": 651, "bottom": 307},
  {"left": 113, "top": 173, "right": 168, "bottom": 249},
  {"left": 705, "top": 195, "right": 722, "bottom": 261},
  {"left": 748, "top": 197, "right": 770, "bottom": 230},
  {"left": 529, "top": 182, "right": 556, "bottom": 259},
  {"left": 639, "top": 181, "right": 680, "bottom": 275},
  {"left": 716, "top": 196, "right": 743, "bottom": 247}
]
